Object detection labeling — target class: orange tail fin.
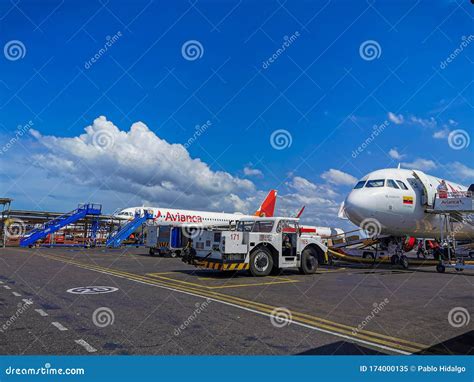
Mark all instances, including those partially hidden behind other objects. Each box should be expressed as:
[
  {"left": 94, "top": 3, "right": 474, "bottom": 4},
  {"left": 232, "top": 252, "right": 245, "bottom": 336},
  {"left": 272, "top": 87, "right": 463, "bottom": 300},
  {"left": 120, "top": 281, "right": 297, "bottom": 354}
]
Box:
[{"left": 254, "top": 190, "right": 277, "bottom": 217}]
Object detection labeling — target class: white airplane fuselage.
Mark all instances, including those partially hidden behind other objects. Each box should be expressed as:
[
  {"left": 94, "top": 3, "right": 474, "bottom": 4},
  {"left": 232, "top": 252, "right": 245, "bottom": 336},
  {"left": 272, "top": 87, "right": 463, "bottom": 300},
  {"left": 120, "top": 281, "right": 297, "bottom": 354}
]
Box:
[
  {"left": 343, "top": 168, "right": 473, "bottom": 240},
  {"left": 115, "top": 207, "right": 254, "bottom": 226}
]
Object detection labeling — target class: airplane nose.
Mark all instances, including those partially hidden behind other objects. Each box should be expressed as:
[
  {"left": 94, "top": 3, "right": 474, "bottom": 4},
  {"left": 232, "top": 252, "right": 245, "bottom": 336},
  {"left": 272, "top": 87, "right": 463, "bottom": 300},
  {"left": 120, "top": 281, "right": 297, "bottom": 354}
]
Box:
[{"left": 344, "top": 190, "right": 374, "bottom": 224}]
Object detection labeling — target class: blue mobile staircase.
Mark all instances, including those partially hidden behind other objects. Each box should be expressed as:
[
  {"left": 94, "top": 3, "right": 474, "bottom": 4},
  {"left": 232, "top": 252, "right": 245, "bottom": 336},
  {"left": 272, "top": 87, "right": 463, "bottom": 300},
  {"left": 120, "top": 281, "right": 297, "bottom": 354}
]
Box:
[
  {"left": 20, "top": 204, "right": 102, "bottom": 247},
  {"left": 106, "top": 210, "right": 153, "bottom": 248}
]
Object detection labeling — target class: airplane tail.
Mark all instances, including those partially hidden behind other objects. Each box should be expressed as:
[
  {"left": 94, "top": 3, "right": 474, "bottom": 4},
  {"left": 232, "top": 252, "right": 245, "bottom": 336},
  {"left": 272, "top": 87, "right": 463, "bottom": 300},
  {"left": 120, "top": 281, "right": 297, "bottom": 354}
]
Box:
[
  {"left": 254, "top": 190, "right": 277, "bottom": 217},
  {"left": 296, "top": 206, "right": 305, "bottom": 218}
]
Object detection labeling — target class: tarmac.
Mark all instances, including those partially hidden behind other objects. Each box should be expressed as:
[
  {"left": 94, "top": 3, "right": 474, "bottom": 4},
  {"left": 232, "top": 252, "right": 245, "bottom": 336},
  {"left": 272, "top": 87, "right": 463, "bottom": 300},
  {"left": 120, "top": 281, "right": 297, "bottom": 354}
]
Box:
[{"left": 0, "top": 246, "right": 472, "bottom": 355}]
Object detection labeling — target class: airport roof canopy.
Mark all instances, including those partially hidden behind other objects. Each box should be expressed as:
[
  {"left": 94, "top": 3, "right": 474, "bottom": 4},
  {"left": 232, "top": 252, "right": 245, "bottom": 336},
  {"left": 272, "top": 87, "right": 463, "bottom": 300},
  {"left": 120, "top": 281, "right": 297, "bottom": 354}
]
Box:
[{"left": 0, "top": 198, "right": 12, "bottom": 205}]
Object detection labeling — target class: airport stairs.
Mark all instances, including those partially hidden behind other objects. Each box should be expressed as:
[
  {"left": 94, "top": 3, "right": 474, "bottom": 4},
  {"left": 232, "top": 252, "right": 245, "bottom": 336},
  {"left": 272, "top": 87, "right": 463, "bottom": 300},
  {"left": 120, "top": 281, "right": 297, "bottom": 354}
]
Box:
[
  {"left": 106, "top": 210, "right": 153, "bottom": 248},
  {"left": 20, "top": 204, "right": 102, "bottom": 247}
]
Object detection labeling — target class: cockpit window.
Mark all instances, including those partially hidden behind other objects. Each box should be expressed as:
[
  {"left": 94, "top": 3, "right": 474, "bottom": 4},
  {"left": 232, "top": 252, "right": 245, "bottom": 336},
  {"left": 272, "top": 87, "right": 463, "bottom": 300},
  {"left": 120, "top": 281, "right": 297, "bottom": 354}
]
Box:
[
  {"left": 366, "top": 179, "right": 385, "bottom": 188},
  {"left": 396, "top": 180, "right": 409, "bottom": 190},
  {"left": 353, "top": 181, "right": 366, "bottom": 189},
  {"left": 386, "top": 179, "right": 399, "bottom": 189}
]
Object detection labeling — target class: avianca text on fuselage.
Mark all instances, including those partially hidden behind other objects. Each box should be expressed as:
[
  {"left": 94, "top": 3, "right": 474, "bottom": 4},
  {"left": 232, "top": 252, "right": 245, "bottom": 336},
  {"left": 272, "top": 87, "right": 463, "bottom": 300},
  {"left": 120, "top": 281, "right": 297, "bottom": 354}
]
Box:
[{"left": 157, "top": 211, "right": 203, "bottom": 223}]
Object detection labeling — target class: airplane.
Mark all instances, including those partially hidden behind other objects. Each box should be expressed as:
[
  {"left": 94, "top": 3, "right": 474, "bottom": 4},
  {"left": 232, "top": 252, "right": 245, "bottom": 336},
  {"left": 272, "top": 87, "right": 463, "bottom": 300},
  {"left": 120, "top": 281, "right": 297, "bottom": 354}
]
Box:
[
  {"left": 114, "top": 190, "right": 278, "bottom": 226},
  {"left": 341, "top": 167, "right": 474, "bottom": 240}
]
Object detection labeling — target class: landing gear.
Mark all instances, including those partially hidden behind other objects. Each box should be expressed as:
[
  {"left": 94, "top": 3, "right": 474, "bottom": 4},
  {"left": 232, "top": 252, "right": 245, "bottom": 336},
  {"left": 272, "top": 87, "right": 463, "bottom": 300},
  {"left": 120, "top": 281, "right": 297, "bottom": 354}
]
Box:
[
  {"left": 390, "top": 253, "right": 409, "bottom": 269},
  {"left": 400, "top": 255, "right": 409, "bottom": 269}
]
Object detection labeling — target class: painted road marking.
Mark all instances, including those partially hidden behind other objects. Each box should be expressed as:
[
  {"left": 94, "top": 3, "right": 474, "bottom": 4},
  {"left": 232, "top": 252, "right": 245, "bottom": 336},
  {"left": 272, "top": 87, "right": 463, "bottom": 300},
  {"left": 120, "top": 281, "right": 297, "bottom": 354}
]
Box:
[
  {"left": 51, "top": 322, "right": 68, "bottom": 331},
  {"left": 22, "top": 299, "right": 32, "bottom": 304},
  {"left": 0, "top": 281, "right": 3, "bottom": 284},
  {"left": 39, "top": 253, "right": 430, "bottom": 355},
  {"left": 3, "top": 285, "right": 11, "bottom": 290},
  {"left": 147, "top": 273, "right": 300, "bottom": 290},
  {"left": 35, "top": 309, "right": 48, "bottom": 317},
  {"left": 75, "top": 339, "right": 97, "bottom": 353},
  {"left": 12, "top": 291, "right": 21, "bottom": 297}
]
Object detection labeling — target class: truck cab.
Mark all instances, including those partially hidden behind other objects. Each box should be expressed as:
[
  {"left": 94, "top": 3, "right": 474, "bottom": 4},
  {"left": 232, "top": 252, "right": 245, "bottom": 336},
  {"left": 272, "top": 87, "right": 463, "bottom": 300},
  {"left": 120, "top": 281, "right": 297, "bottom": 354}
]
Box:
[{"left": 183, "top": 217, "right": 328, "bottom": 276}]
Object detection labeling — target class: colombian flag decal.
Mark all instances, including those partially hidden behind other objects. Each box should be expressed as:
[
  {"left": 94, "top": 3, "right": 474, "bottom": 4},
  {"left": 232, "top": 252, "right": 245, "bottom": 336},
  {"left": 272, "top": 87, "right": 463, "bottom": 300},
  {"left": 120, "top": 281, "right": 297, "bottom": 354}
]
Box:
[{"left": 403, "top": 196, "right": 413, "bottom": 205}]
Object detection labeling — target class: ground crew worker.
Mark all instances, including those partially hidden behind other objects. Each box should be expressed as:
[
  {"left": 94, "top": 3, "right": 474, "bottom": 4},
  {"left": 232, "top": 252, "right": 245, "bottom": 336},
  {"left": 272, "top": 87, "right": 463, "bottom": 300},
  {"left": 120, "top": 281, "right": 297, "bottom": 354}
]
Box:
[{"left": 437, "top": 180, "right": 448, "bottom": 198}]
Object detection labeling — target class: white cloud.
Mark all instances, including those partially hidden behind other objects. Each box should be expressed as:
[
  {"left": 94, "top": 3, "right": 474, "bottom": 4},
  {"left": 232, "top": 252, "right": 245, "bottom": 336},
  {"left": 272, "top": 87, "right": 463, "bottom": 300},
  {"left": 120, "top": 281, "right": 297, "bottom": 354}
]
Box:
[
  {"left": 320, "top": 169, "right": 357, "bottom": 186},
  {"left": 448, "top": 162, "right": 474, "bottom": 180},
  {"left": 387, "top": 112, "right": 404, "bottom": 125},
  {"left": 401, "top": 158, "right": 437, "bottom": 171},
  {"left": 6, "top": 116, "right": 361, "bottom": 231},
  {"left": 388, "top": 148, "right": 404, "bottom": 160},
  {"left": 243, "top": 166, "right": 263, "bottom": 177},
  {"left": 30, "top": 116, "right": 255, "bottom": 212},
  {"left": 433, "top": 128, "right": 450, "bottom": 139},
  {"left": 410, "top": 116, "right": 437, "bottom": 128}
]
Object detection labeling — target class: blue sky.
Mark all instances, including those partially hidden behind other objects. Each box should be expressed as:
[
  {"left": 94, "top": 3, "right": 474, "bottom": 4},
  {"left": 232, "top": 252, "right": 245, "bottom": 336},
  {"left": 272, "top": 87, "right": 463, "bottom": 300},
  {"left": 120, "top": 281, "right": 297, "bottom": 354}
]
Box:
[{"left": 0, "top": 0, "right": 472, "bottom": 228}]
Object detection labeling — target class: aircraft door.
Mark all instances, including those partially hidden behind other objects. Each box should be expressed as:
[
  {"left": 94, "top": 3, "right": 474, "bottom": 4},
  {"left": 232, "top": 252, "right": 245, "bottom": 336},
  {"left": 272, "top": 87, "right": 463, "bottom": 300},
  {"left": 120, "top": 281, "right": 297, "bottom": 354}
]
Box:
[
  {"left": 412, "top": 170, "right": 436, "bottom": 207},
  {"left": 282, "top": 232, "right": 297, "bottom": 258}
]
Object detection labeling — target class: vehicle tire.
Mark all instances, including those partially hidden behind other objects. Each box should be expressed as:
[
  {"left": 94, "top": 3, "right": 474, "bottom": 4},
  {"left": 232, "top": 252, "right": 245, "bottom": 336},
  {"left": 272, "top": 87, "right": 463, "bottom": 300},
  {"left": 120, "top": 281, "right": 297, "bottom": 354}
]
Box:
[
  {"left": 469, "top": 252, "right": 474, "bottom": 259},
  {"left": 149, "top": 248, "right": 156, "bottom": 257},
  {"left": 400, "top": 255, "right": 409, "bottom": 269},
  {"left": 362, "top": 251, "right": 374, "bottom": 259},
  {"left": 249, "top": 247, "right": 273, "bottom": 277},
  {"left": 170, "top": 251, "right": 177, "bottom": 258},
  {"left": 299, "top": 247, "right": 319, "bottom": 274},
  {"left": 436, "top": 263, "right": 445, "bottom": 273},
  {"left": 390, "top": 255, "right": 399, "bottom": 265}
]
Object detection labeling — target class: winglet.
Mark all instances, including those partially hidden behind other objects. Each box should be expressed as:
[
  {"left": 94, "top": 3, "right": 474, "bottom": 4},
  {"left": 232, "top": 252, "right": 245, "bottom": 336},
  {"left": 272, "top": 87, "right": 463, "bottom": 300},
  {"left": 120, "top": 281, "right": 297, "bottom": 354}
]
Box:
[{"left": 254, "top": 190, "right": 277, "bottom": 217}]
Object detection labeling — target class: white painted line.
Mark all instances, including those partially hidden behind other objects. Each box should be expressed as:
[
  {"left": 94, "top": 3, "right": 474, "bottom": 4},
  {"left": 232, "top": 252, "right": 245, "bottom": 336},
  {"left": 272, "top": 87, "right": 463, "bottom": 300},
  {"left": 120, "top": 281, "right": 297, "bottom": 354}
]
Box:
[
  {"left": 12, "top": 292, "right": 21, "bottom": 297},
  {"left": 75, "top": 339, "right": 97, "bottom": 353},
  {"left": 22, "top": 298, "right": 32, "bottom": 304},
  {"left": 51, "top": 322, "right": 68, "bottom": 331},
  {"left": 35, "top": 309, "right": 48, "bottom": 317},
  {"left": 3, "top": 285, "right": 11, "bottom": 290}
]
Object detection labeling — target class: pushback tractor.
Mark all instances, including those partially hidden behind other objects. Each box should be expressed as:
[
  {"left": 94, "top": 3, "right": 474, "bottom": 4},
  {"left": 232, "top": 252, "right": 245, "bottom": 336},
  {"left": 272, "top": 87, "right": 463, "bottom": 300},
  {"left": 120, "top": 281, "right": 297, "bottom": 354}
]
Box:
[{"left": 182, "top": 217, "right": 328, "bottom": 276}]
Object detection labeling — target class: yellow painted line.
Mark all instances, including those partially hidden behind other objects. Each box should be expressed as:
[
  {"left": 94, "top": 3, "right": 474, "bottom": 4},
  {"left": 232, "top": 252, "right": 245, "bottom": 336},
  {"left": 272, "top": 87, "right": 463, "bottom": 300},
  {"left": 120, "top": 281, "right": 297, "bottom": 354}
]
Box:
[
  {"left": 42, "top": 253, "right": 421, "bottom": 350},
  {"left": 206, "top": 280, "right": 300, "bottom": 290},
  {"left": 37, "top": 253, "right": 432, "bottom": 354},
  {"left": 146, "top": 272, "right": 180, "bottom": 276},
  {"left": 146, "top": 273, "right": 300, "bottom": 290}
]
